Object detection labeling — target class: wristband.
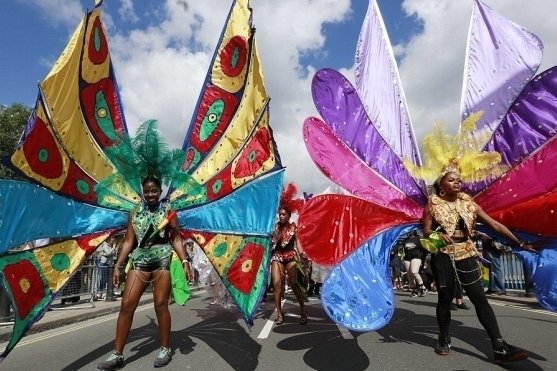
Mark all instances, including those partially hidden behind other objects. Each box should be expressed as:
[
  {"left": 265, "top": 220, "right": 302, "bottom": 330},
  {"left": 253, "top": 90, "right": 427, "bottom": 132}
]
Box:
[
  {"left": 519, "top": 241, "right": 526, "bottom": 248},
  {"left": 182, "top": 259, "right": 189, "bottom": 265},
  {"left": 114, "top": 264, "right": 122, "bottom": 269}
]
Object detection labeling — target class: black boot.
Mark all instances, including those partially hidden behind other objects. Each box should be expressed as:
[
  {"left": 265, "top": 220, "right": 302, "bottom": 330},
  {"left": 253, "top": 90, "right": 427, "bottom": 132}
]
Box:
[
  {"left": 435, "top": 334, "right": 451, "bottom": 355},
  {"left": 493, "top": 339, "right": 529, "bottom": 363}
]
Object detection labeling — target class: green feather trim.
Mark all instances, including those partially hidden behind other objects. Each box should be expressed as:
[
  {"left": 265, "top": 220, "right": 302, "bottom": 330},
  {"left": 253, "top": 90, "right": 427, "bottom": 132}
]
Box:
[{"left": 95, "top": 120, "right": 202, "bottom": 209}]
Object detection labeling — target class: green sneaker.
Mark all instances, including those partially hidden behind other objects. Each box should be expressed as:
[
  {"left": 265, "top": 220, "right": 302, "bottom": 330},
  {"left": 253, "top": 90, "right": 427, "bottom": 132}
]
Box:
[
  {"left": 97, "top": 351, "right": 125, "bottom": 370},
  {"left": 154, "top": 346, "right": 173, "bottom": 368}
]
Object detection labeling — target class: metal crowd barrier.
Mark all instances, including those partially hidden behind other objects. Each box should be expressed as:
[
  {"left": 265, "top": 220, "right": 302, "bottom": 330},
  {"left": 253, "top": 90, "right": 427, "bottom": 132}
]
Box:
[
  {"left": 501, "top": 251, "right": 526, "bottom": 290},
  {"left": 56, "top": 256, "right": 119, "bottom": 308},
  {"left": 58, "top": 262, "right": 95, "bottom": 302}
]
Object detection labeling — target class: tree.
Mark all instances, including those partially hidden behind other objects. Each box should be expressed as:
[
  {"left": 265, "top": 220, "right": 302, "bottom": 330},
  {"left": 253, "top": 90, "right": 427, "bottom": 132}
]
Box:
[{"left": 0, "top": 103, "right": 32, "bottom": 179}]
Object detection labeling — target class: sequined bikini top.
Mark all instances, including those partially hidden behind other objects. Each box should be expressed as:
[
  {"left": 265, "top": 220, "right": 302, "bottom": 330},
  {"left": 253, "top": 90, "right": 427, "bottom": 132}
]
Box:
[
  {"left": 429, "top": 193, "right": 477, "bottom": 237},
  {"left": 132, "top": 200, "right": 172, "bottom": 246}
]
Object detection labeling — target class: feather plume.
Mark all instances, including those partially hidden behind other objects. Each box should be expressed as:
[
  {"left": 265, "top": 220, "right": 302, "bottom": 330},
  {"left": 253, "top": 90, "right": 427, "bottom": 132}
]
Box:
[
  {"left": 404, "top": 111, "right": 507, "bottom": 184},
  {"left": 95, "top": 120, "right": 201, "bottom": 208},
  {"left": 279, "top": 182, "right": 305, "bottom": 214}
]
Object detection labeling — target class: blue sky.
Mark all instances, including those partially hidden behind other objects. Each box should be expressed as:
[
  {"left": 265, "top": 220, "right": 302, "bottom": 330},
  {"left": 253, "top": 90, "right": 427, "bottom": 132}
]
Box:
[
  {"left": 0, "top": 1, "right": 422, "bottom": 106},
  {"left": 1, "top": 0, "right": 556, "bottom": 194}
]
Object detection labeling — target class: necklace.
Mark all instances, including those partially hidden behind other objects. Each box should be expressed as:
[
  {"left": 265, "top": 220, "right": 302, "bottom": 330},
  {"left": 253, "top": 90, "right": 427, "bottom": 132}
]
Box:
[{"left": 444, "top": 199, "right": 458, "bottom": 211}]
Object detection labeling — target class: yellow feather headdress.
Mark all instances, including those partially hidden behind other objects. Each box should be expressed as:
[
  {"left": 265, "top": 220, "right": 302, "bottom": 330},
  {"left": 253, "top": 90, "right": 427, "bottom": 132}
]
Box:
[{"left": 404, "top": 112, "right": 508, "bottom": 184}]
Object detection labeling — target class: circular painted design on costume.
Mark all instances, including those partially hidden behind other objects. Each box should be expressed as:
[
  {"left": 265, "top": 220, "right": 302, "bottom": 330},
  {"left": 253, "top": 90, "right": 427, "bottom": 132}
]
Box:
[
  {"left": 213, "top": 242, "right": 227, "bottom": 258},
  {"left": 23, "top": 116, "right": 63, "bottom": 178},
  {"left": 241, "top": 259, "right": 253, "bottom": 273},
  {"left": 97, "top": 107, "right": 108, "bottom": 118},
  {"left": 75, "top": 179, "right": 90, "bottom": 195},
  {"left": 199, "top": 100, "right": 225, "bottom": 141},
  {"left": 19, "top": 278, "right": 31, "bottom": 294},
  {"left": 248, "top": 150, "right": 256, "bottom": 163},
  {"left": 220, "top": 36, "right": 247, "bottom": 77},
  {"left": 182, "top": 147, "right": 201, "bottom": 171},
  {"left": 88, "top": 17, "right": 108, "bottom": 64},
  {"left": 212, "top": 180, "right": 222, "bottom": 194},
  {"left": 38, "top": 149, "right": 49, "bottom": 162},
  {"left": 50, "top": 253, "right": 71, "bottom": 271},
  {"left": 208, "top": 113, "right": 218, "bottom": 123}
]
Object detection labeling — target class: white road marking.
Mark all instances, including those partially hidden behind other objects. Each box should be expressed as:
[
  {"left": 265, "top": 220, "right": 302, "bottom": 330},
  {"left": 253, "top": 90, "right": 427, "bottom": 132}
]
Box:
[
  {"left": 337, "top": 324, "right": 353, "bottom": 339},
  {"left": 257, "top": 320, "right": 275, "bottom": 340},
  {"left": 489, "top": 300, "right": 557, "bottom": 316},
  {"left": 256, "top": 299, "right": 285, "bottom": 339},
  {"left": 0, "top": 305, "right": 152, "bottom": 349}
]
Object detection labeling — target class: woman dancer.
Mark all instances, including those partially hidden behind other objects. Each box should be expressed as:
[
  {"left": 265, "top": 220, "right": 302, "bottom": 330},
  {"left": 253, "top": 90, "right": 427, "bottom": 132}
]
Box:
[
  {"left": 97, "top": 177, "right": 192, "bottom": 369},
  {"left": 423, "top": 171, "right": 535, "bottom": 362}
]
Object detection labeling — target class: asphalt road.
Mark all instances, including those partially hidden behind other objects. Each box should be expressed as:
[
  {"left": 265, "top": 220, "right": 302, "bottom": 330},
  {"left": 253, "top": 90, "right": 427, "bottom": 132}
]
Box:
[{"left": 1, "top": 289, "right": 555, "bottom": 370}]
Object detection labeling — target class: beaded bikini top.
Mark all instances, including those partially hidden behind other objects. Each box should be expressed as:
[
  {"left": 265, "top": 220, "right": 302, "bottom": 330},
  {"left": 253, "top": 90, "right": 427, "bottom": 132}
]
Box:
[
  {"left": 132, "top": 200, "right": 172, "bottom": 246},
  {"left": 429, "top": 193, "right": 477, "bottom": 237}
]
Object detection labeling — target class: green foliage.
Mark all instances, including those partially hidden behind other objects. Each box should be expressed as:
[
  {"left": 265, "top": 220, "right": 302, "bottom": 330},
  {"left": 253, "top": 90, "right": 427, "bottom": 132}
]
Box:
[{"left": 0, "top": 104, "right": 32, "bottom": 179}]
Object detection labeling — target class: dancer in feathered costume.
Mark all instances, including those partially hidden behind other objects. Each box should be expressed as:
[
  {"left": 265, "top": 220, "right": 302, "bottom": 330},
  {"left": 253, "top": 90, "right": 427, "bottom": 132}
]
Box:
[
  {"left": 407, "top": 115, "right": 536, "bottom": 362},
  {"left": 0, "top": 0, "right": 283, "bottom": 361},
  {"left": 298, "top": 0, "right": 557, "bottom": 355},
  {"left": 270, "top": 183, "right": 306, "bottom": 325},
  {"left": 96, "top": 122, "right": 194, "bottom": 369}
]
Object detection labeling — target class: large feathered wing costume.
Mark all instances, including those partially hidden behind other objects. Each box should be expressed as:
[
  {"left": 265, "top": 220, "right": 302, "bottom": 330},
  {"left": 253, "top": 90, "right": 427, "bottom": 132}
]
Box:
[
  {"left": 298, "top": 0, "right": 557, "bottom": 332},
  {"left": 0, "top": 0, "right": 283, "bottom": 360}
]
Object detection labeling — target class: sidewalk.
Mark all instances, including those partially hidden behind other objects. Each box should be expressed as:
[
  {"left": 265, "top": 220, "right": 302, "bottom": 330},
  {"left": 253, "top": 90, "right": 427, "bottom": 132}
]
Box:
[
  {"left": 0, "top": 288, "right": 541, "bottom": 343},
  {"left": 0, "top": 285, "right": 203, "bottom": 343},
  {"left": 484, "top": 289, "right": 540, "bottom": 307}
]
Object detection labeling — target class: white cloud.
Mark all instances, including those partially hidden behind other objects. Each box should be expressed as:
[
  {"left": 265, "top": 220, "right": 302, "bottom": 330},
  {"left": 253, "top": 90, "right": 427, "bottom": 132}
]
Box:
[
  {"left": 105, "top": 0, "right": 352, "bottom": 195},
  {"left": 117, "top": 0, "right": 139, "bottom": 23},
  {"left": 399, "top": 0, "right": 557, "bottom": 145},
  {"left": 16, "top": 0, "right": 84, "bottom": 27},
  {"left": 22, "top": 0, "right": 557, "bottom": 196}
]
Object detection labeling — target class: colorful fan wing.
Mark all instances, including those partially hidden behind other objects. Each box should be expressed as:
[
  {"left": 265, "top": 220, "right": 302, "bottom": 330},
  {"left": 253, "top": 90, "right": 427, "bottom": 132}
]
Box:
[
  {"left": 2, "top": 4, "right": 138, "bottom": 210},
  {"left": 310, "top": 68, "right": 428, "bottom": 207},
  {"left": 0, "top": 230, "right": 114, "bottom": 360},
  {"left": 460, "top": 0, "right": 543, "bottom": 132},
  {"left": 297, "top": 194, "right": 418, "bottom": 266},
  {"left": 184, "top": 231, "right": 270, "bottom": 326},
  {"left": 476, "top": 224, "right": 557, "bottom": 312},
  {"left": 167, "top": 0, "right": 283, "bottom": 325},
  {"left": 0, "top": 180, "right": 127, "bottom": 253},
  {"left": 40, "top": 5, "right": 128, "bottom": 173},
  {"left": 320, "top": 225, "right": 417, "bottom": 331},
  {"left": 355, "top": 0, "right": 420, "bottom": 167},
  {"left": 299, "top": 0, "right": 557, "bottom": 331},
  {"left": 513, "top": 239, "right": 557, "bottom": 312},
  {"left": 3, "top": 96, "right": 99, "bottom": 204},
  {"left": 171, "top": 0, "right": 281, "bottom": 210},
  {"left": 303, "top": 117, "right": 423, "bottom": 219},
  {"left": 298, "top": 0, "right": 426, "bottom": 332},
  {"left": 171, "top": 107, "right": 280, "bottom": 209},
  {"left": 177, "top": 171, "right": 283, "bottom": 236},
  {"left": 460, "top": 3, "right": 557, "bottom": 313},
  {"left": 473, "top": 66, "right": 557, "bottom": 237},
  {"left": 456, "top": 1, "right": 557, "bottom": 312},
  {"left": 178, "top": 170, "right": 283, "bottom": 324}
]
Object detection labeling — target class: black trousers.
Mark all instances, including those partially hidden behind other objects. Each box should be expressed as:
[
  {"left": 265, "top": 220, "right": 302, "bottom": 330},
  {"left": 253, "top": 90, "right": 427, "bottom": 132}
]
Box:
[{"left": 431, "top": 253, "right": 502, "bottom": 342}]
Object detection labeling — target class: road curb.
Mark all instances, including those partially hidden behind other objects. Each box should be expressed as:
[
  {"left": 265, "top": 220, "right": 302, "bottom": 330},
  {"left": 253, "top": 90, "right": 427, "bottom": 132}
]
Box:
[
  {"left": 0, "top": 286, "right": 205, "bottom": 343},
  {"left": 0, "top": 287, "right": 540, "bottom": 344},
  {"left": 0, "top": 298, "right": 154, "bottom": 343},
  {"left": 487, "top": 294, "right": 540, "bottom": 308}
]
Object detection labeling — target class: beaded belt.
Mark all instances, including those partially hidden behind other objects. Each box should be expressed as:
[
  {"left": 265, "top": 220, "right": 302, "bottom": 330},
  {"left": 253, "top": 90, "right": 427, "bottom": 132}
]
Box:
[{"left": 439, "top": 240, "right": 476, "bottom": 261}]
